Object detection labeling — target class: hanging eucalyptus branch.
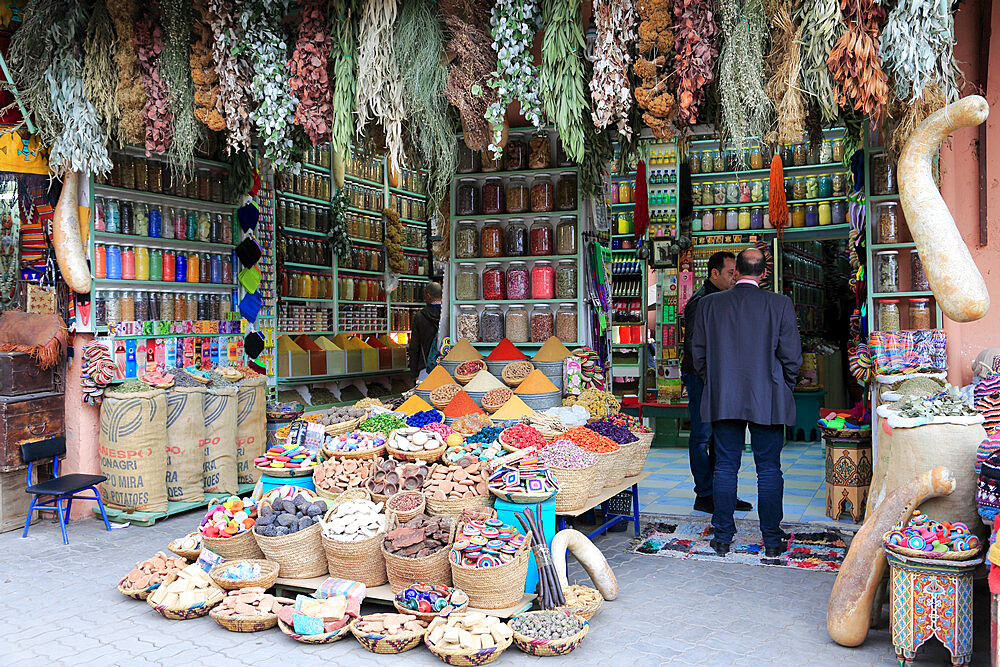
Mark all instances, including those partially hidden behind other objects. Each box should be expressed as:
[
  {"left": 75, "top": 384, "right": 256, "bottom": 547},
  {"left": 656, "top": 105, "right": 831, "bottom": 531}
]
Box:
[
  {"left": 486, "top": 0, "right": 544, "bottom": 156},
  {"left": 356, "top": 0, "right": 407, "bottom": 172},
  {"left": 718, "top": 0, "right": 770, "bottom": 149},
  {"left": 208, "top": 0, "right": 252, "bottom": 154},
  {"left": 82, "top": 2, "right": 120, "bottom": 144},
  {"left": 329, "top": 0, "right": 358, "bottom": 157},
  {"left": 395, "top": 0, "right": 456, "bottom": 210},
  {"left": 540, "top": 0, "right": 587, "bottom": 163},
  {"left": 880, "top": 0, "right": 958, "bottom": 103},
  {"left": 8, "top": 1, "right": 63, "bottom": 142},
  {"left": 797, "top": 0, "right": 843, "bottom": 122},
  {"left": 161, "top": 0, "right": 200, "bottom": 181}
]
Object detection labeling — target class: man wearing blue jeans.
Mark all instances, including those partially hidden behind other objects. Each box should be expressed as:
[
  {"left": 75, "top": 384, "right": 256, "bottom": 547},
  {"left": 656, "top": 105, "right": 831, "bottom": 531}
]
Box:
[
  {"left": 691, "top": 248, "right": 802, "bottom": 558},
  {"left": 680, "top": 251, "right": 751, "bottom": 513}
]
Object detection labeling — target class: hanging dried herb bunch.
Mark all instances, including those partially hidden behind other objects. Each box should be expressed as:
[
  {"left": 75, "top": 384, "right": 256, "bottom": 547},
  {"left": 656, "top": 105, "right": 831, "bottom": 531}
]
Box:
[
  {"left": 161, "top": 0, "right": 200, "bottom": 180},
  {"left": 827, "top": 0, "right": 889, "bottom": 123},
  {"left": 718, "top": 0, "right": 770, "bottom": 149},
  {"left": 384, "top": 207, "right": 406, "bottom": 274},
  {"left": 394, "top": 0, "right": 456, "bottom": 210},
  {"left": 133, "top": 2, "right": 174, "bottom": 155},
  {"left": 884, "top": 81, "right": 946, "bottom": 161},
  {"left": 192, "top": 0, "right": 225, "bottom": 133},
  {"left": 8, "top": 0, "right": 63, "bottom": 142},
  {"left": 764, "top": 0, "right": 805, "bottom": 145},
  {"left": 540, "top": 0, "right": 587, "bottom": 162},
  {"left": 329, "top": 0, "right": 358, "bottom": 158},
  {"left": 797, "top": 0, "right": 843, "bottom": 122},
  {"left": 673, "top": 0, "right": 719, "bottom": 127},
  {"left": 329, "top": 187, "right": 352, "bottom": 259},
  {"left": 356, "top": 0, "right": 407, "bottom": 172},
  {"left": 580, "top": 57, "right": 615, "bottom": 199},
  {"left": 106, "top": 0, "right": 145, "bottom": 144},
  {"left": 879, "top": 0, "right": 958, "bottom": 104},
  {"left": 590, "top": 0, "right": 637, "bottom": 138},
  {"left": 486, "top": 0, "right": 544, "bottom": 155},
  {"left": 634, "top": 0, "right": 677, "bottom": 139},
  {"left": 82, "top": 2, "right": 120, "bottom": 143},
  {"left": 441, "top": 0, "right": 498, "bottom": 152},
  {"left": 208, "top": 0, "right": 252, "bottom": 154},
  {"left": 290, "top": 0, "right": 333, "bottom": 145}
]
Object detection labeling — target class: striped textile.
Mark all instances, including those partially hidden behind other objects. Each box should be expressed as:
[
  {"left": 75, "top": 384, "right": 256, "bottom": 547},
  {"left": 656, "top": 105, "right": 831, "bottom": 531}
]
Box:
[
  {"left": 869, "top": 330, "right": 948, "bottom": 375},
  {"left": 975, "top": 375, "right": 1000, "bottom": 435}
]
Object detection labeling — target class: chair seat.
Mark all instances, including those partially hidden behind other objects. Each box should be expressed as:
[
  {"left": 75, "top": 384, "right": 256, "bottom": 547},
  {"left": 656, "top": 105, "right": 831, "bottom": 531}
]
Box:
[{"left": 27, "top": 474, "right": 107, "bottom": 496}]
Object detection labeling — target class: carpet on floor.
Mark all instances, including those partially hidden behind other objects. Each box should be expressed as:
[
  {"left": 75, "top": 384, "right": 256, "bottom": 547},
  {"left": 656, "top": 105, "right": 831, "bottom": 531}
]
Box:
[{"left": 632, "top": 514, "right": 847, "bottom": 573}]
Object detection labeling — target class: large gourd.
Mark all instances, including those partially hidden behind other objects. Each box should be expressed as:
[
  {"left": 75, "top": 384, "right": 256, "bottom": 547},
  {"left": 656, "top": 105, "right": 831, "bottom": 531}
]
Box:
[
  {"left": 52, "top": 171, "right": 92, "bottom": 294},
  {"left": 898, "top": 95, "right": 989, "bottom": 322}
]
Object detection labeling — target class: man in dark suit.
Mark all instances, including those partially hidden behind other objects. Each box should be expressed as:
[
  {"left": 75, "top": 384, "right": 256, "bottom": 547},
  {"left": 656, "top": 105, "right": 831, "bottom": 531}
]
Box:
[{"left": 691, "top": 247, "right": 802, "bottom": 558}]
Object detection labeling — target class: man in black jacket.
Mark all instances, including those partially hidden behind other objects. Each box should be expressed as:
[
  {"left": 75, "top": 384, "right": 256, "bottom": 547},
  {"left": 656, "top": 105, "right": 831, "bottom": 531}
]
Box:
[
  {"left": 681, "top": 251, "right": 752, "bottom": 514},
  {"left": 408, "top": 281, "right": 442, "bottom": 379},
  {"left": 691, "top": 248, "right": 802, "bottom": 558}
]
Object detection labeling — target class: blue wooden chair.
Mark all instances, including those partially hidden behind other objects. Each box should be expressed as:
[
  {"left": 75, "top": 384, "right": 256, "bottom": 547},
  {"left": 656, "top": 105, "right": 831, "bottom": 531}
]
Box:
[{"left": 21, "top": 436, "right": 111, "bottom": 544}]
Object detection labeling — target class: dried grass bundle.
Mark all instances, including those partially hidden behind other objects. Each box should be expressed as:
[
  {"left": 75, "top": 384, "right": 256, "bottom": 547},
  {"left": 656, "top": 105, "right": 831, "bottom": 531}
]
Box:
[
  {"left": 441, "top": 0, "right": 497, "bottom": 152},
  {"left": 330, "top": 0, "right": 359, "bottom": 157},
  {"left": 718, "top": 0, "right": 770, "bottom": 149},
  {"left": 797, "top": 0, "right": 843, "bottom": 122},
  {"left": 356, "top": 0, "right": 406, "bottom": 173},
  {"left": 161, "top": 0, "right": 200, "bottom": 180},
  {"left": 764, "top": 0, "right": 805, "bottom": 145},
  {"left": 83, "top": 2, "right": 120, "bottom": 143},
  {"left": 884, "top": 81, "right": 946, "bottom": 162},
  {"left": 192, "top": 0, "right": 225, "bottom": 133},
  {"left": 208, "top": 0, "right": 252, "bottom": 154}
]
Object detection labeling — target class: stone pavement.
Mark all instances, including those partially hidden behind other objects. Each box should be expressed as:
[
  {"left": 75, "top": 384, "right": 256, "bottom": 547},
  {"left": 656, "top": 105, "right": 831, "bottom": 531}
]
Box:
[{"left": 1, "top": 509, "right": 989, "bottom": 666}]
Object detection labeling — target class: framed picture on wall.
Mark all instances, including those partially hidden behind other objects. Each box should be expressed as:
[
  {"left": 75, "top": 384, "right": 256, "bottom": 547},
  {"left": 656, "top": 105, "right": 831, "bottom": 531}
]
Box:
[{"left": 649, "top": 239, "right": 674, "bottom": 268}]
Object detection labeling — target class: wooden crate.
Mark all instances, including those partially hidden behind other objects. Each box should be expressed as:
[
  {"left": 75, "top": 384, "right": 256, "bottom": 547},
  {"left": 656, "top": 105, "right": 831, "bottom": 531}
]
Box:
[
  {"left": 0, "top": 466, "right": 36, "bottom": 533},
  {"left": 0, "top": 352, "right": 55, "bottom": 397},
  {"left": 0, "top": 391, "right": 64, "bottom": 471}
]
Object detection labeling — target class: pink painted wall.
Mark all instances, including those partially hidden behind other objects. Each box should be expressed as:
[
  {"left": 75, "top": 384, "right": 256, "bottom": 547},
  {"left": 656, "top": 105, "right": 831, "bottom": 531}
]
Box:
[{"left": 63, "top": 333, "right": 101, "bottom": 519}]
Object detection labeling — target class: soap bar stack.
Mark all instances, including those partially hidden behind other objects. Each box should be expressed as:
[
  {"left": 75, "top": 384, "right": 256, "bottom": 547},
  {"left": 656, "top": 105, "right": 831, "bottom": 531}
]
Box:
[
  {"left": 354, "top": 613, "right": 427, "bottom": 636},
  {"left": 423, "top": 462, "right": 489, "bottom": 500},
  {"left": 426, "top": 612, "right": 513, "bottom": 650},
  {"left": 213, "top": 588, "right": 293, "bottom": 618},
  {"left": 390, "top": 427, "right": 446, "bottom": 453},
  {"left": 147, "top": 564, "right": 224, "bottom": 609},
  {"left": 325, "top": 431, "right": 387, "bottom": 455},
  {"left": 314, "top": 458, "right": 379, "bottom": 496},
  {"left": 255, "top": 443, "right": 319, "bottom": 470},
  {"left": 121, "top": 552, "right": 188, "bottom": 592},
  {"left": 320, "top": 498, "right": 386, "bottom": 542}
]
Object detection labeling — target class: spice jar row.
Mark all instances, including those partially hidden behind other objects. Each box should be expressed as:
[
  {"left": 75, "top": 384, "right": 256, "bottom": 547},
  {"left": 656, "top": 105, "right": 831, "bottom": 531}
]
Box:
[
  {"left": 455, "top": 172, "right": 577, "bottom": 216},
  {"left": 339, "top": 247, "right": 384, "bottom": 272},
  {"left": 692, "top": 174, "right": 849, "bottom": 206},
  {"left": 276, "top": 199, "right": 332, "bottom": 233},
  {"left": 278, "top": 304, "right": 335, "bottom": 333},
  {"left": 695, "top": 206, "right": 772, "bottom": 232},
  {"left": 345, "top": 183, "right": 384, "bottom": 213},
  {"left": 281, "top": 237, "right": 330, "bottom": 266},
  {"left": 454, "top": 217, "right": 577, "bottom": 258},
  {"left": 344, "top": 213, "right": 383, "bottom": 242},
  {"left": 277, "top": 169, "right": 331, "bottom": 201},
  {"left": 396, "top": 279, "right": 428, "bottom": 304},
  {"left": 282, "top": 272, "right": 336, "bottom": 299},
  {"left": 456, "top": 303, "right": 578, "bottom": 344},
  {"left": 390, "top": 306, "right": 420, "bottom": 332},
  {"left": 454, "top": 260, "right": 578, "bottom": 301},
  {"left": 877, "top": 298, "right": 933, "bottom": 332},
  {"left": 875, "top": 249, "right": 931, "bottom": 293},
  {"left": 456, "top": 134, "right": 573, "bottom": 173},
  {"left": 345, "top": 154, "right": 383, "bottom": 183},
  {"left": 337, "top": 277, "right": 386, "bottom": 303},
  {"left": 339, "top": 303, "right": 386, "bottom": 333},
  {"left": 95, "top": 198, "right": 235, "bottom": 245},
  {"left": 304, "top": 144, "right": 331, "bottom": 169},
  {"left": 689, "top": 137, "right": 843, "bottom": 175},
  {"left": 389, "top": 193, "right": 427, "bottom": 222},
  {"left": 95, "top": 244, "right": 233, "bottom": 285},
  {"left": 96, "top": 290, "right": 235, "bottom": 327},
  {"left": 96, "top": 153, "right": 231, "bottom": 203},
  {"left": 395, "top": 167, "right": 428, "bottom": 196}
]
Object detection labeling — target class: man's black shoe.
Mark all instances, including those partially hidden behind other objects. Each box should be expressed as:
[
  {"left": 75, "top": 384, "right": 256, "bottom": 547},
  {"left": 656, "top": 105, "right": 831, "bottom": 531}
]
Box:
[
  {"left": 735, "top": 498, "right": 753, "bottom": 511},
  {"left": 764, "top": 542, "right": 788, "bottom": 558},
  {"left": 709, "top": 538, "right": 730, "bottom": 556},
  {"left": 693, "top": 496, "right": 713, "bottom": 513}
]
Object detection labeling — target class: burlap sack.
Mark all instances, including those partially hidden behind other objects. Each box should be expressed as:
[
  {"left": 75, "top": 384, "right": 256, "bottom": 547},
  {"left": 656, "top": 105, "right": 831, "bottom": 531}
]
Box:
[
  {"left": 203, "top": 386, "right": 239, "bottom": 495},
  {"left": 98, "top": 388, "right": 168, "bottom": 513},
  {"left": 165, "top": 386, "right": 207, "bottom": 503},
  {"left": 236, "top": 376, "right": 267, "bottom": 485},
  {"left": 868, "top": 418, "right": 986, "bottom": 536}
]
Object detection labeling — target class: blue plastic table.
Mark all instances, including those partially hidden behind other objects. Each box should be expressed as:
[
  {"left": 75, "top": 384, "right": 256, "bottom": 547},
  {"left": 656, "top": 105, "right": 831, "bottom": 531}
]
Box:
[{"left": 555, "top": 471, "right": 651, "bottom": 539}]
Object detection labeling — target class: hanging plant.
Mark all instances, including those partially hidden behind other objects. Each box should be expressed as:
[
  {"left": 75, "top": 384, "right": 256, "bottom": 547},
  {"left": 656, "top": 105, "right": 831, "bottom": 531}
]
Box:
[
  {"left": 764, "top": 0, "right": 806, "bottom": 145},
  {"left": 540, "top": 0, "right": 587, "bottom": 163},
  {"left": 207, "top": 0, "right": 252, "bottom": 154},
  {"left": 798, "top": 0, "right": 843, "bottom": 122},
  {"left": 223, "top": 149, "right": 253, "bottom": 205},
  {"left": 161, "top": 0, "right": 200, "bottom": 180},
  {"left": 106, "top": 0, "right": 145, "bottom": 144},
  {"left": 634, "top": 0, "right": 677, "bottom": 139},
  {"left": 395, "top": 0, "right": 456, "bottom": 210},
  {"left": 8, "top": 1, "right": 63, "bottom": 142},
  {"left": 590, "top": 0, "right": 637, "bottom": 138},
  {"left": 884, "top": 81, "right": 946, "bottom": 161},
  {"left": 486, "top": 0, "right": 544, "bottom": 156},
  {"left": 192, "top": 0, "right": 225, "bottom": 133},
  {"left": 356, "top": 0, "right": 406, "bottom": 173},
  {"left": 384, "top": 207, "right": 406, "bottom": 274},
  {"left": 880, "top": 0, "right": 958, "bottom": 104},
  {"left": 827, "top": 0, "right": 889, "bottom": 123},
  {"left": 580, "top": 58, "right": 615, "bottom": 199},
  {"left": 239, "top": 0, "right": 299, "bottom": 170},
  {"left": 329, "top": 187, "right": 352, "bottom": 259},
  {"left": 717, "top": 0, "right": 769, "bottom": 149},
  {"left": 330, "top": 0, "right": 358, "bottom": 158},
  {"left": 441, "top": 0, "right": 498, "bottom": 152},
  {"left": 290, "top": 0, "right": 333, "bottom": 145},
  {"left": 133, "top": 3, "right": 174, "bottom": 155},
  {"left": 673, "top": 0, "right": 719, "bottom": 127},
  {"left": 83, "top": 2, "right": 120, "bottom": 144}
]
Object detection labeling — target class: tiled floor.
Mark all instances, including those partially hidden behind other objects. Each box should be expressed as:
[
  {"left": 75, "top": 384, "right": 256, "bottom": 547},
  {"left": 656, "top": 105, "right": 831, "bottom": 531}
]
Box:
[{"left": 639, "top": 441, "right": 836, "bottom": 523}]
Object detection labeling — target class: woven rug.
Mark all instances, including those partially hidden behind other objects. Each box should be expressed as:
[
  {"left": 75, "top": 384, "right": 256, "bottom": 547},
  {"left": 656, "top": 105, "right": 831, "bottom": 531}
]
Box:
[{"left": 632, "top": 515, "right": 848, "bottom": 573}]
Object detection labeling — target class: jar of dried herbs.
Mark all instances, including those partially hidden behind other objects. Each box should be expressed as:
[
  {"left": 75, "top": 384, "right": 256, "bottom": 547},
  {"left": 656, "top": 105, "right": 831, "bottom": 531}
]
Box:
[
  {"left": 910, "top": 249, "right": 929, "bottom": 291},
  {"left": 529, "top": 134, "right": 551, "bottom": 169},
  {"left": 908, "top": 298, "right": 931, "bottom": 330},
  {"left": 555, "top": 303, "right": 577, "bottom": 343},
  {"left": 556, "top": 260, "right": 577, "bottom": 299},
  {"left": 506, "top": 304, "right": 528, "bottom": 342},
  {"left": 455, "top": 263, "right": 479, "bottom": 300},
  {"left": 876, "top": 250, "right": 899, "bottom": 293},
  {"left": 505, "top": 139, "right": 528, "bottom": 171},
  {"left": 878, "top": 300, "right": 901, "bottom": 332},
  {"left": 530, "top": 305, "right": 554, "bottom": 342},
  {"left": 871, "top": 153, "right": 897, "bottom": 195},
  {"left": 876, "top": 202, "right": 899, "bottom": 243},
  {"left": 457, "top": 305, "right": 480, "bottom": 341},
  {"left": 481, "top": 305, "right": 504, "bottom": 342}
]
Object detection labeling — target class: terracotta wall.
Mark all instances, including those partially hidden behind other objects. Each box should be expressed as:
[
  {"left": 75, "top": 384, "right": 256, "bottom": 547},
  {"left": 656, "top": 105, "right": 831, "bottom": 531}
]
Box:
[{"left": 64, "top": 333, "right": 101, "bottom": 519}]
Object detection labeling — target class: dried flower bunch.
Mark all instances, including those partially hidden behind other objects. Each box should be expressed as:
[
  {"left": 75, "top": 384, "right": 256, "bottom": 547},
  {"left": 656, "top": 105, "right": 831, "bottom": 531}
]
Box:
[
  {"left": 589, "top": 0, "right": 637, "bottom": 138},
  {"left": 106, "top": 0, "right": 145, "bottom": 144},
  {"left": 797, "top": 0, "right": 843, "bottom": 122},
  {"left": 442, "top": 0, "right": 498, "bottom": 152},
  {"left": 634, "top": 0, "right": 677, "bottom": 139},
  {"left": 208, "top": 0, "right": 252, "bottom": 153},
  {"left": 764, "top": 0, "right": 805, "bottom": 144},
  {"left": 879, "top": 0, "right": 958, "bottom": 104},
  {"left": 884, "top": 81, "right": 945, "bottom": 161},
  {"left": 290, "top": 0, "right": 333, "bottom": 145},
  {"left": 192, "top": 0, "right": 225, "bottom": 133},
  {"left": 717, "top": 0, "right": 769, "bottom": 150},
  {"left": 487, "top": 0, "right": 544, "bottom": 156},
  {"left": 330, "top": 0, "right": 359, "bottom": 158},
  {"left": 133, "top": 2, "right": 174, "bottom": 155},
  {"left": 827, "top": 0, "right": 889, "bottom": 122},
  {"left": 356, "top": 0, "right": 407, "bottom": 173},
  {"left": 540, "top": 0, "right": 587, "bottom": 162},
  {"left": 673, "top": 0, "right": 719, "bottom": 127}
]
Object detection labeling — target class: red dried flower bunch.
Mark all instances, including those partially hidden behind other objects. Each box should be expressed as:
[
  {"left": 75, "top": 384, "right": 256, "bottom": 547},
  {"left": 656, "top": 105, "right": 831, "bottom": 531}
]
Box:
[
  {"left": 289, "top": 0, "right": 333, "bottom": 145},
  {"left": 133, "top": 6, "right": 173, "bottom": 154}
]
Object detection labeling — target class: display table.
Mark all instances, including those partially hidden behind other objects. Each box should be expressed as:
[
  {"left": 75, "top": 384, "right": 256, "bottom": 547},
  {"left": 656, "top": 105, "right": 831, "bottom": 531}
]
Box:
[
  {"left": 92, "top": 482, "right": 257, "bottom": 527},
  {"left": 272, "top": 578, "right": 535, "bottom": 619},
  {"left": 556, "top": 471, "right": 651, "bottom": 539},
  {"left": 620, "top": 400, "right": 688, "bottom": 447}
]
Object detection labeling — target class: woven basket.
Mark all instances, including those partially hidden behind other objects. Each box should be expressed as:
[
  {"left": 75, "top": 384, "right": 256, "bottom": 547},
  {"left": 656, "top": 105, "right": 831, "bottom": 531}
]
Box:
[
  {"left": 202, "top": 529, "right": 266, "bottom": 560},
  {"left": 450, "top": 530, "right": 532, "bottom": 610},
  {"left": 324, "top": 417, "right": 361, "bottom": 436},
  {"left": 323, "top": 442, "right": 387, "bottom": 461},
  {"left": 425, "top": 492, "right": 494, "bottom": 519},
  {"left": 385, "top": 491, "right": 426, "bottom": 524},
  {"left": 501, "top": 361, "right": 535, "bottom": 387},
  {"left": 882, "top": 531, "right": 982, "bottom": 561},
  {"left": 625, "top": 432, "right": 653, "bottom": 477},
  {"left": 349, "top": 617, "right": 427, "bottom": 654},
  {"left": 209, "top": 607, "right": 279, "bottom": 632},
  {"left": 431, "top": 384, "right": 463, "bottom": 410},
  {"left": 277, "top": 618, "right": 351, "bottom": 644},
  {"left": 209, "top": 559, "right": 280, "bottom": 590},
  {"left": 253, "top": 511, "right": 328, "bottom": 579},
  {"left": 424, "top": 620, "right": 513, "bottom": 666},
  {"left": 604, "top": 441, "right": 632, "bottom": 487},
  {"left": 550, "top": 464, "right": 597, "bottom": 513},
  {"left": 146, "top": 580, "right": 224, "bottom": 620},
  {"left": 117, "top": 576, "right": 159, "bottom": 601},
  {"left": 454, "top": 361, "right": 486, "bottom": 385},
  {"left": 383, "top": 516, "right": 457, "bottom": 594},
  {"left": 393, "top": 594, "right": 469, "bottom": 622},
  {"left": 555, "top": 585, "right": 603, "bottom": 621},
  {"left": 386, "top": 441, "right": 446, "bottom": 464},
  {"left": 586, "top": 449, "right": 618, "bottom": 497},
  {"left": 320, "top": 508, "right": 388, "bottom": 587},
  {"left": 510, "top": 612, "right": 588, "bottom": 656},
  {"left": 168, "top": 534, "right": 201, "bottom": 561}
]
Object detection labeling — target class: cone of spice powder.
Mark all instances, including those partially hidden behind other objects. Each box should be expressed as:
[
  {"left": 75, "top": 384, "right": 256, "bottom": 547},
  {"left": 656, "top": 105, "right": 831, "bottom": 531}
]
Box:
[
  {"left": 443, "top": 390, "right": 485, "bottom": 418},
  {"left": 513, "top": 370, "right": 560, "bottom": 395}
]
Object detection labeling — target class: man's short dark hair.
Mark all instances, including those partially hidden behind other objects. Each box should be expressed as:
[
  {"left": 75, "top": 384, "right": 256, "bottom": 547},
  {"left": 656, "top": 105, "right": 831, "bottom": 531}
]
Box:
[
  {"left": 707, "top": 251, "right": 735, "bottom": 276},
  {"left": 425, "top": 281, "right": 443, "bottom": 302},
  {"left": 736, "top": 248, "right": 766, "bottom": 277}
]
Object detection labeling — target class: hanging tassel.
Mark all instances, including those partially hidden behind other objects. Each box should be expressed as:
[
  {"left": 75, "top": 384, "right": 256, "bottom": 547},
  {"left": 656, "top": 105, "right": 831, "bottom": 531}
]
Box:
[
  {"left": 633, "top": 160, "right": 649, "bottom": 240},
  {"left": 768, "top": 153, "right": 787, "bottom": 239}
]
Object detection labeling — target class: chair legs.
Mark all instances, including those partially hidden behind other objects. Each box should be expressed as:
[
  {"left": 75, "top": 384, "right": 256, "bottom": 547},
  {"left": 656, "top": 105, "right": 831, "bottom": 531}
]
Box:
[
  {"left": 55, "top": 498, "right": 68, "bottom": 545},
  {"left": 21, "top": 496, "right": 37, "bottom": 538},
  {"left": 91, "top": 487, "right": 111, "bottom": 531},
  {"left": 22, "top": 489, "right": 111, "bottom": 543}
]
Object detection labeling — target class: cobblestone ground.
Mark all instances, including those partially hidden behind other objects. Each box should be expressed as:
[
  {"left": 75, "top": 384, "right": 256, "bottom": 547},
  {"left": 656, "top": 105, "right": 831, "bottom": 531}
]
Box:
[{"left": 0, "top": 513, "right": 990, "bottom": 666}]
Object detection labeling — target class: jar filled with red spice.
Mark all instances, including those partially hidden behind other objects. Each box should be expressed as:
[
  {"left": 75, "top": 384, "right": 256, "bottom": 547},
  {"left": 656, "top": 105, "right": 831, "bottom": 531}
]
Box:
[
  {"left": 531, "top": 261, "right": 555, "bottom": 299},
  {"left": 530, "top": 218, "right": 554, "bottom": 256},
  {"left": 482, "top": 263, "right": 505, "bottom": 300}
]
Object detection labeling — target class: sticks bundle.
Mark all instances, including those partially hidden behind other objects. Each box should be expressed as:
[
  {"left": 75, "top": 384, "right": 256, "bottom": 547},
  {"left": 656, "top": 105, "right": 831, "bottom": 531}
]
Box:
[{"left": 516, "top": 506, "right": 565, "bottom": 610}]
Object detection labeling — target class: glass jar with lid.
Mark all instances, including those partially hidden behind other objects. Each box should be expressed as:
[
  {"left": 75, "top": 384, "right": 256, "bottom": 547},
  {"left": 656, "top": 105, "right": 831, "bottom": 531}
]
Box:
[
  {"left": 876, "top": 250, "right": 899, "bottom": 293},
  {"left": 713, "top": 149, "right": 725, "bottom": 172},
  {"left": 456, "top": 143, "right": 480, "bottom": 173},
  {"left": 878, "top": 300, "right": 901, "bottom": 332},
  {"left": 713, "top": 181, "right": 726, "bottom": 205},
  {"left": 456, "top": 178, "right": 479, "bottom": 216},
  {"left": 480, "top": 221, "right": 504, "bottom": 257},
  {"left": 506, "top": 261, "right": 529, "bottom": 300},
  {"left": 832, "top": 137, "right": 844, "bottom": 162},
  {"left": 530, "top": 218, "right": 554, "bottom": 256},
  {"left": 792, "top": 176, "right": 806, "bottom": 201},
  {"left": 504, "top": 139, "right": 528, "bottom": 171},
  {"left": 738, "top": 207, "right": 751, "bottom": 230},
  {"left": 481, "top": 149, "right": 502, "bottom": 173},
  {"left": 908, "top": 298, "right": 932, "bottom": 330},
  {"left": 871, "top": 153, "right": 897, "bottom": 195},
  {"left": 875, "top": 202, "right": 899, "bottom": 243},
  {"left": 701, "top": 182, "right": 715, "bottom": 206},
  {"left": 556, "top": 259, "right": 577, "bottom": 299},
  {"left": 529, "top": 304, "right": 554, "bottom": 342},
  {"left": 506, "top": 304, "right": 529, "bottom": 342},
  {"left": 750, "top": 145, "right": 763, "bottom": 170},
  {"left": 832, "top": 200, "right": 847, "bottom": 225},
  {"left": 750, "top": 179, "right": 764, "bottom": 202},
  {"left": 555, "top": 303, "right": 577, "bottom": 343},
  {"left": 505, "top": 218, "right": 528, "bottom": 257},
  {"left": 700, "top": 150, "right": 714, "bottom": 174},
  {"left": 531, "top": 176, "right": 554, "bottom": 212},
  {"left": 506, "top": 175, "right": 529, "bottom": 213},
  {"left": 456, "top": 305, "right": 480, "bottom": 341},
  {"left": 818, "top": 202, "right": 832, "bottom": 226},
  {"left": 690, "top": 150, "right": 702, "bottom": 174},
  {"left": 805, "top": 204, "right": 819, "bottom": 227},
  {"left": 482, "top": 262, "right": 505, "bottom": 300},
  {"left": 725, "top": 180, "right": 739, "bottom": 205},
  {"left": 480, "top": 305, "right": 504, "bottom": 342},
  {"left": 805, "top": 176, "right": 818, "bottom": 199},
  {"left": 910, "top": 249, "right": 929, "bottom": 291},
  {"left": 482, "top": 177, "right": 505, "bottom": 215},
  {"left": 817, "top": 174, "right": 833, "bottom": 198},
  {"left": 750, "top": 206, "right": 764, "bottom": 229},
  {"left": 791, "top": 205, "right": 806, "bottom": 228},
  {"left": 700, "top": 210, "right": 713, "bottom": 231},
  {"left": 556, "top": 172, "right": 577, "bottom": 210},
  {"left": 819, "top": 139, "right": 833, "bottom": 164},
  {"left": 725, "top": 209, "right": 738, "bottom": 231},
  {"left": 531, "top": 261, "right": 555, "bottom": 299},
  {"left": 455, "top": 263, "right": 479, "bottom": 300},
  {"left": 556, "top": 216, "right": 577, "bottom": 255}
]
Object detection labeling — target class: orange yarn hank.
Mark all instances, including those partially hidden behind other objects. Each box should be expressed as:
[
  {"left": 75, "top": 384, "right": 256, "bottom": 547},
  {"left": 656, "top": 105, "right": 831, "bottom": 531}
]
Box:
[{"left": 768, "top": 154, "right": 787, "bottom": 237}]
